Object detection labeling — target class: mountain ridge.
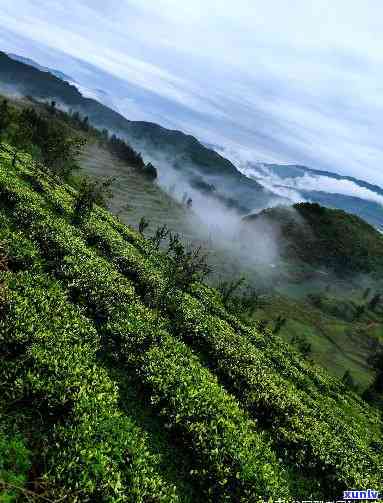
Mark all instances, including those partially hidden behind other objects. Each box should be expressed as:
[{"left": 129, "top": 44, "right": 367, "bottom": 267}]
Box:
[
  {"left": 256, "top": 161, "right": 383, "bottom": 196},
  {"left": 242, "top": 161, "right": 383, "bottom": 229},
  {"left": 7, "top": 52, "right": 75, "bottom": 83},
  {"left": 2, "top": 51, "right": 383, "bottom": 229},
  {"left": 0, "top": 51, "right": 273, "bottom": 213}
]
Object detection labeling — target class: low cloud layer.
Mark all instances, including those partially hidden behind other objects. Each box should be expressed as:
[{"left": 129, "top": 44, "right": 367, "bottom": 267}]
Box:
[
  {"left": 242, "top": 164, "right": 383, "bottom": 207},
  {"left": 0, "top": 1, "right": 382, "bottom": 186},
  {"left": 288, "top": 174, "right": 383, "bottom": 207}
]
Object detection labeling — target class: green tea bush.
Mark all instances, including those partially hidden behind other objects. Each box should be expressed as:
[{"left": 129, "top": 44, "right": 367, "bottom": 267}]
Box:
[
  {"left": 0, "top": 272, "right": 179, "bottom": 502},
  {"left": 0, "top": 218, "right": 42, "bottom": 272},
  {"left": 1, "top": 143, "right": 382, "bottom": 498},
  {"left": 71, "top": 196, "right": 383, "bottom": 491},
  {"left": 72, "top": 176, "right": 114, "bottom": 224},
  {"left": 0, "top": 159, "right": 291, "bottom": 499},
  {"left": 0, "top": 427, "right": 31, "bottom": 503}
]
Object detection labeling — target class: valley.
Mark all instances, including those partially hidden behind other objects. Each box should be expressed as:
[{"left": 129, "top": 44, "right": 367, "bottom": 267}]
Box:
[{"left": 79, "top": 136, "right": 383, "bottom": 393}]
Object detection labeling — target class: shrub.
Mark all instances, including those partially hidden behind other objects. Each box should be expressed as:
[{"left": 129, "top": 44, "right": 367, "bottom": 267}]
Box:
[
  {"left": 9, "top": 107, "right": 86, "bottom": 180},
  {"left": 72, "top": 176, "right": 114, "bottom": 223},
  {"left": 165, "top": 232, "right": 211, "bottom": 290},
  {"left": 218, "top": 277, "right": 262, "bottom": 317},
  {"left": 0, "top": 242, "right": 8, "bottom": 272},
  {"left": 150, "top": 224, "right": 170, "bottom": 251},
  {"left": 138, "top": 216, "right": 150, "bottom": 235}
]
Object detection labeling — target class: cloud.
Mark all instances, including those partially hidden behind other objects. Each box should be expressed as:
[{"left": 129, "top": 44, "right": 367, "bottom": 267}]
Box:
[
  {"left": 288, "top": 174, "right": 383, "bottom": 207},
  {"left": 0, "top": 1, "right": 382, "bottom": 186},
  {"left": 241, "top": 163, "right": 383, "bottom": 207}
]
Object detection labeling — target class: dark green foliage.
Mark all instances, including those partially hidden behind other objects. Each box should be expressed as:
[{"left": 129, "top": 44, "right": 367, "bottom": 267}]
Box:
[
  {"left": 272, "top": 315, "right": 287, "bottom": 334},
  {"left": 307, "top": 293, "right": 322, "bottom": 308},
  {"left": 0, "top": 227, "right": 41, "bottom": 272},
  {"left": 218, "top": 277, "right": 261, "bottom": 318},
  {"left": 219, "top": 277, "right": 245, "bottom": 306},
  {"left": 106, "top": 134, "right": 158, "bottom": 178},
  {"left": 0, "top": 426, "right": 31, "bottom": 503},
  {"left": 145, "top": 162, "right": 158, "bottom": 179},
  {"left": 72, "top": 176, "right": 114, "bottom": 223},
  {"left": 165, "top": 232, "right": 211, "bottom": 290},
  {"left": 363, "top": 373, "right": 383, "bottom": 411},
  {"left": 0, "top": 242, "right": 8, "bottom": 272},
  {"left": 0, "top": 247, "right": 7, "bottom": 323},
  {"left": 0, "top": 100, "right": 86, "bottom": 182},
  {"left": 68, "top": 112, "right": 158, "bottom": 178},
  {"left": 256, "top": 319, "right": 269, "bottom": 333},
  {"left": 10, "top": 107, "right": 85, "bottom": 179},
  {"left": 48, "top": 99, "right": 56, "bottom": 114},
  {"left": 0, "top": 99, "right": 10, "bottom": 138},
  {"left": 139, "top": 216, "right": 150, "bottom": 235},
  {"left": 369, "top": 293, "right": 382, "bottom": 311},
  {"left": 150, "top": 224, "right": 170, "bottom": 250},
  {"left": 363, "top": 349, "right": 383, "bottom": 411},
  {"left": 108, "top": 133, "right": 145, "bottom": 169},
  {"left": 290, "top": 334, "right": 312, "bottom": 358},
  {"left": 244, "top": 202, "right": 383, "bottom": 276},
  {"left": 342, "top": 370, "right": 359, "bottom": 393},
  {"left": 354, "top": 304, "right": 366, "bottom": 320}
]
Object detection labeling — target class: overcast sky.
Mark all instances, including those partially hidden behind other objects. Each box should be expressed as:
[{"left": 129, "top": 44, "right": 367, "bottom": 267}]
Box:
[{"left": 0, "top": 0, "right": 382, "bottom": 185}]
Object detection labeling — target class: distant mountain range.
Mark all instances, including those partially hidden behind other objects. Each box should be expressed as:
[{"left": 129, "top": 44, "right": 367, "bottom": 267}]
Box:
[
  {"left": 1, "top": 50, "right": 383, "bottom": 229},
  {"left": 7, "top": 53, "right": 75, "bottom": 83},
  {"left": 241, "top": 162, "right": 383, "bottom": 230},
  {"left": 0, "top": 51, "right": 273, "bottom": 214}
]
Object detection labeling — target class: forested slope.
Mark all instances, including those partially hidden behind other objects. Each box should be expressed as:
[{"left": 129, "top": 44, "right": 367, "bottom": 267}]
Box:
[
  {"left": 243, "top": 202, "right": 383, "bottom": 276},
  {"left": 0, "top": 51, "right": 273, "bottom": 213}
]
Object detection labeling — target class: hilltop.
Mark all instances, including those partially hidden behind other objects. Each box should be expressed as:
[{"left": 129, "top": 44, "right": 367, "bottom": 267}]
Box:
[
  {"left": 243, "top": 202, "right": 383, "bottom": 276},
  {"left": 7, "top": 53, "right": 75, "bottom": 83}
]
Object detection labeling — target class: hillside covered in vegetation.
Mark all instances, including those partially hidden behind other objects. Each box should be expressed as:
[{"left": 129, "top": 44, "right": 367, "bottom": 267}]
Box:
[
  {"left": 0, "top": 51, "right": 273, "bottom": 213},
  {"left": 243, "top": 202, "right": 383, "bottom": 276},
  {"left": 0, "top": 96, "right": 383, "bottom": 501}
]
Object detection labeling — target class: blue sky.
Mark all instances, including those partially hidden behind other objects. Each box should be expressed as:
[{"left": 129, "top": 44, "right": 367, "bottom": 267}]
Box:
[{"left": 0, "top": 0, "right": 382, "bottom": 185}]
